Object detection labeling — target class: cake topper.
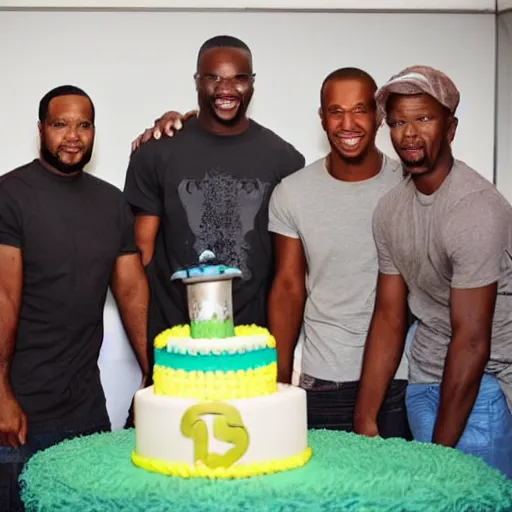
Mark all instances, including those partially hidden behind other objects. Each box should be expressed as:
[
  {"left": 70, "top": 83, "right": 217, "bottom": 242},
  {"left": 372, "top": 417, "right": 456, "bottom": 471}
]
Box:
[{"left": 171, "top": 251, "right": 242, "bottom": 339}]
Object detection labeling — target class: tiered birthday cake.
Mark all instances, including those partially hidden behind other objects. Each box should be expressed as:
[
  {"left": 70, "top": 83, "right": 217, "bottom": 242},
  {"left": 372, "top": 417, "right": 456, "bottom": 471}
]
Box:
[
  {"left": 131, "top": 253, "right": 312, "bottom": 478},
  {"left": 20, "top": 257, "right": 512, "bottom": 511}
]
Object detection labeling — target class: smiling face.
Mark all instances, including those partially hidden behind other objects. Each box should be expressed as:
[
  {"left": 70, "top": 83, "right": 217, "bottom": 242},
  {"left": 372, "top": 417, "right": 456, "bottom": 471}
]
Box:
[
  {"left": 39, "top": 95, "right": 95, "bottom": 174},
  {"left": 386, "top": 93, "right": 457, "bottom": 176},
  {"left": 320, "top": 77, "right": 378, "bottom": 164},
  {"left": 195, "top": 47, "right": 254, "bottom": 134}
]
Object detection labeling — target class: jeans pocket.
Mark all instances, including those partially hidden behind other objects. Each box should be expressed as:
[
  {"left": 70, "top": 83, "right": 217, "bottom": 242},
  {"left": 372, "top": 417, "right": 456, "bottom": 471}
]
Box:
[
  {"left": 406, "top": 384, "right": 438, "bottom": 443},
  {"left": 456, "top": 383, "right": 511, "bottom": 476}
]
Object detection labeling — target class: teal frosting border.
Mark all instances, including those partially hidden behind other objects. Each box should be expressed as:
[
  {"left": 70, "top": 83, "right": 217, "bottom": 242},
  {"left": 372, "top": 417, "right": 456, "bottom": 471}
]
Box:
[{"left": 154, "top": 347, "right": 276, "bottom": 372}]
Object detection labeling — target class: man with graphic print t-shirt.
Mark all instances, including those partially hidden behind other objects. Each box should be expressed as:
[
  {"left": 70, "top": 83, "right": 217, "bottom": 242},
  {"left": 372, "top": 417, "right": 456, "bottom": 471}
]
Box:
[{"left": 123, "top": 36, "right": 304, "bottom": 378}]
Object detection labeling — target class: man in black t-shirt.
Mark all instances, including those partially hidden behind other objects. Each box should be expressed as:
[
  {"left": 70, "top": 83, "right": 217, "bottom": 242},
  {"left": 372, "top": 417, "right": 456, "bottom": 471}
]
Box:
[
  {"left": 0, "top": 86, "right": 149, "bottom": 511},
  {"left": 124, "top": 36, "right": 304, "bottom": 379}
]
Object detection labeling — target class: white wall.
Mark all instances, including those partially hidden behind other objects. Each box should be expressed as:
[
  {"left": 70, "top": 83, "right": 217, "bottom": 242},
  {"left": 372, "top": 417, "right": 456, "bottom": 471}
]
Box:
[
  {"left": 0, "top": 10, "right": 495, "bottom": 428},
  {"left": 497, "top": 11, "right": 512, "bottom": 203}
]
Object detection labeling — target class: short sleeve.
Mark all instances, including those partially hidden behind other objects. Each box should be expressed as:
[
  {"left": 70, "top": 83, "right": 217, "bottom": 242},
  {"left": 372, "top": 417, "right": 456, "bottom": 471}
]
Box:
[
  {"left": 444, "top": 191, "right": 510, "bottom": 289},
  {"left": 0, "top": 186, "right": 23, "bottom": 249},
  {"left": 118, "top": 199, "right": 138, "bottom": 255},
  {"left": 372, "top": 201, "right": 400, "bottom": 275},
  {"left": 268, "top": 182, "right": 299, "bottom": 239},
  {"left": 123, "top": 142, "right": 163, "bottom": 217},
  {"left": 278, "top": 145, "right": 305, "bottom": 181}
]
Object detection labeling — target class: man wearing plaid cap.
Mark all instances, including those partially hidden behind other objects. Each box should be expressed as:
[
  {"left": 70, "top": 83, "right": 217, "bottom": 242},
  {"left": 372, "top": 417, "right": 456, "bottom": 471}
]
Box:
[{"left": 354, "top": 65, "right": 512, "bottom": 478}]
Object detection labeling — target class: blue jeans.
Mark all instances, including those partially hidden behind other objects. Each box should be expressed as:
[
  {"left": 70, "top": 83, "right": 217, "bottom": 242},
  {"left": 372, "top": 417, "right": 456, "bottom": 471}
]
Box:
[
  {"left": 0, "top": 422, "right": 110, "bottom": 511},
  {"left": 406, "top": 374, "right": 512, "bottom": 479}
]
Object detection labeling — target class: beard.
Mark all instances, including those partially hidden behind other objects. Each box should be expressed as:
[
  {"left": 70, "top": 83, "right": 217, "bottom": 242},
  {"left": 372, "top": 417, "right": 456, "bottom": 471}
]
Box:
[
  {"left": 40, "top": 137, "right": 93, "bottom": 174},
  {"left": 201, "top": 89, "right": 253, "bottom": 128},
  {"left": 211, "top": 104, "right": 246, "bottom": 126},
  {"left": 402, "top": 154, "right": 431, "bottom": 171},
  {"left": 400, "top": 140, "right": 447, "bottom": 175}
]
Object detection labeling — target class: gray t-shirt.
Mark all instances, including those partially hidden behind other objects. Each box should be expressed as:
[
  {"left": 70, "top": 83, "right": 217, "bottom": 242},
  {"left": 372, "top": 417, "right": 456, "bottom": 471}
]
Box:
[
  {"left": 269, "top": 154, "right": 407, "bottom": 382},
  {"left": 374, "top": 159, "right": 512, "bottom": 410}
]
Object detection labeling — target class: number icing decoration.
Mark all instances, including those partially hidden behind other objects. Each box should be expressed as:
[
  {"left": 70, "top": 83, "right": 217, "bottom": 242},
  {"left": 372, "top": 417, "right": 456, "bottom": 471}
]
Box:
[{"left": 180, "top": 402, "right": 250, "bottom": 469}]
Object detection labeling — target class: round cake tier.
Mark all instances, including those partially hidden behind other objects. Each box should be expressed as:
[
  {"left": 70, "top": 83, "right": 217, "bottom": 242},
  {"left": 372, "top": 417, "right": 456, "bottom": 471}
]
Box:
[
  {"left": 20, "top": 429, "right": 512, "bottom": 511},
  {"left": 133, "top": 384, "right": 310, "bottom": 478},
  {"left": 152, "top": 325, "right": 278, "bottom": 400}
]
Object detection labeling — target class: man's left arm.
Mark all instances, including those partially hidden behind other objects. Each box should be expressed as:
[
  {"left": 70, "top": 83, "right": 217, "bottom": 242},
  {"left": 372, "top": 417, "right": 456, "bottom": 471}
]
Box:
[
  {"left": 434, "top": 192, "right": 509, "bottom": 446},
  {"left": 110, "top": 253, "right": 150, "bottom": 384},
  {"left": 433, "top": 284, "right": 495, "bottom": 446}
]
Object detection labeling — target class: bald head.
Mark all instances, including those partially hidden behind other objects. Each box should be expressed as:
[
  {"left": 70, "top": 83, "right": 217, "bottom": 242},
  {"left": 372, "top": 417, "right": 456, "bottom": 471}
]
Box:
[{"left": 321, "top": 68, "right": 377, "bottom": 110}]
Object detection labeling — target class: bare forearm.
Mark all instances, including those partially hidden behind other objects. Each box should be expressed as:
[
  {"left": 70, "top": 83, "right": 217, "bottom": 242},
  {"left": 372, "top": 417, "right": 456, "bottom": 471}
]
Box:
[
  {"left": 0, "top": 246, "right": 23, "bottom": 397},
  {"left": 433, "top": 337, "right": 489, "bottom": 447},
  {"left": 354, "top": 312, "right": 406, "bottom": 424},
  {"left": 115, "top": 282, "right": 150, "bottom": 376},
  {"left": 0, "top": 299, "right": 18, "bottom": 392},
  {"left": 268, "top": 286, "right": 305, "bottom": 383},
  {"left": 134, "top": 215, "right": 159, "bottom": 267}
]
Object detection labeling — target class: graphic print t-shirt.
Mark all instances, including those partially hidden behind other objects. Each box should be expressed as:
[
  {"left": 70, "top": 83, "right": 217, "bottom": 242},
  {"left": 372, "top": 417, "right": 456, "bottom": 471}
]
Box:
[{"left": 124, "top": 118, "right": 304, "bottom": 342}]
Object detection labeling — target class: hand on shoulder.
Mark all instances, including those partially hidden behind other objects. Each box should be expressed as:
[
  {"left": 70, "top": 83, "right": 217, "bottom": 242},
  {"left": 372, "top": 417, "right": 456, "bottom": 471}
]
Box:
[{"left": 131, "top": 109, "right": 197, "bottom": 152}]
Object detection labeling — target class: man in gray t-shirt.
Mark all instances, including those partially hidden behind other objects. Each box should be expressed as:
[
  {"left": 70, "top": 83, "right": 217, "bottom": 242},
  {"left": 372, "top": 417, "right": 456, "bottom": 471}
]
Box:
[
  {"left": 267, "top": 68, "right": 410, "bottom": 439},
  {"left": 354, "top": 65, "right": 512, "bottom": 478}
]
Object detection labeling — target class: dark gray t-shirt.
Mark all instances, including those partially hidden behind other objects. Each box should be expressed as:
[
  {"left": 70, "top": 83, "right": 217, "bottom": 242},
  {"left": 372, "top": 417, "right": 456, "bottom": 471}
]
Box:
[
  {"left": 269, "top": 155, "right": 407, "bottom": 382},
  {"left": 0, "top": 159, "right": 137, "bottom": 430},
  {"left": 374, "top": 160, "right": 512, "bottom": 410},
  {"left": 123, "top": 117, "right": 305, "bottom": 345}
]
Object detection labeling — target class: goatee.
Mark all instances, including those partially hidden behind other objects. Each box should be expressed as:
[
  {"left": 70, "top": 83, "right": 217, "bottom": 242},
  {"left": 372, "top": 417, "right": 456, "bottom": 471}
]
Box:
[{"left": 40, "top": 140, "right": 93, "bottom": 174}]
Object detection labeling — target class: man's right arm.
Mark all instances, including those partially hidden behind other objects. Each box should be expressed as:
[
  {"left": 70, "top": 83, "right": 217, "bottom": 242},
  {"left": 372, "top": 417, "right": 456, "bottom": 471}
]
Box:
[
  {"left": 354, "top": 201, "right": 408, "bottom": 436},
  {"left": 267, "top": 181, "right": 306, "bottom": 384},
  {"left": 268, "top": 234, "right": 306, "bottom": 384},
  {"left": 135, "top": 216, "right": 160, "bottom": 267},
  {"left": 0, "top": 244, "right": 26, "bottom": 447},
  {"left": 123, "top": 144, "right": 164, "bottom": 265},
  {"left": 353, "top": 272, "right": 408, "bottom": 436},
  {"left": 131, "top": 110, "right": 197, "bottom": 151}
]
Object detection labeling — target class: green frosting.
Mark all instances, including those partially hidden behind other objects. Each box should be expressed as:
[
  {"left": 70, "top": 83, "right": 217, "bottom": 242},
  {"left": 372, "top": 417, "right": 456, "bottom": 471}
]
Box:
[
  {"left": 154, "top": 347, "right": 276, "bottom": 372},
  {"left": 191, "top": 318, "right": 234, "bottom": 339},
  {"left": 20, "top": 429, "right": 512, "bottom": 511}
]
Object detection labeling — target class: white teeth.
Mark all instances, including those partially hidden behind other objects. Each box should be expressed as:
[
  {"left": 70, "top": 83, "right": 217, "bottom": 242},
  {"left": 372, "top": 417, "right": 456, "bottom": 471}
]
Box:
[
  {"left": 215, "top": 99, "right": 238, "bottom": 110},
  {"left": 340, "top": 137, "right": 360, "bottom": 147}
]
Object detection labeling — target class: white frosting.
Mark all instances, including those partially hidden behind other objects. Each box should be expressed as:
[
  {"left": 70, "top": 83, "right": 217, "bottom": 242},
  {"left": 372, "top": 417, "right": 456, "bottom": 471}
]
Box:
[
  {"left": 166, "top": 334, "right": 271, "bottom": 355},
  {"left": 134, "top": 384, "right": 308, "bottom": 466}
]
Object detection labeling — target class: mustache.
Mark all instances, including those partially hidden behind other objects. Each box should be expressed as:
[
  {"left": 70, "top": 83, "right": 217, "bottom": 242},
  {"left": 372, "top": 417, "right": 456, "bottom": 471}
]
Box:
[{"left": 40, "top": 141, "right": 93, "bottom": 174}]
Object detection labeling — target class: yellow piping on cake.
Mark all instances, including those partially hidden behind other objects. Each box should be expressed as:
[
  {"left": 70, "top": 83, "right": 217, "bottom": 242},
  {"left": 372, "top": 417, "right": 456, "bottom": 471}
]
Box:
[
  {"left": 153, "top": 363, "right": 277, "bottom": 400},
  {"left": 234, "top": 325, "right": 276, "bottom": 348},
  {"left": 153, "top": 324, "right": 276, "bottom": 350},
  {"left": 131, "top": 446, "right": 312, "bottom": 479},
  {"left": 154, "top": 325, "right": 191, "bottom": 349}
]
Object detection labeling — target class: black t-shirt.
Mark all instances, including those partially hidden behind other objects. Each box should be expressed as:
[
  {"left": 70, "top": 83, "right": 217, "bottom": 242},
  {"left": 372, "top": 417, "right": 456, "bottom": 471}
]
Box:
[
  {"left": 0, "top": 160, "right": 137, "bottom": 431},
  {"left": 124, "top": 118, "right": 304, "bottom": 344}
]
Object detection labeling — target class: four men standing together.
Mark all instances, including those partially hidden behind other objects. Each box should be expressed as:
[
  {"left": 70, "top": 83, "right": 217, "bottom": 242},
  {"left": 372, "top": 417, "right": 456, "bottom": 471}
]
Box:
[{"left": 0, "top": 32, "right": 510, "bottom": 512}]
